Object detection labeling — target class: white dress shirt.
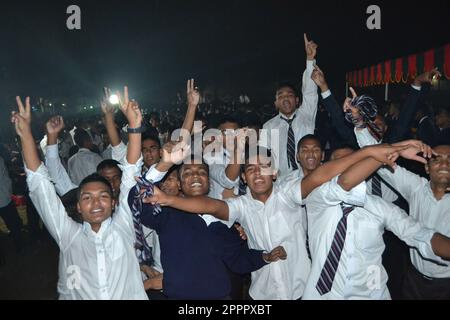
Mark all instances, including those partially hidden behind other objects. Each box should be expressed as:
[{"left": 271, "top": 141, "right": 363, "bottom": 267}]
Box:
[
  {"left": 356, "top": 128, "right": 450, "bottom": 278},
  {"left": 45, "top": 144, "right": 78, "bottom": 196},
  {"left": 0, "top": 156, "right": 12, "bottom": 208},
  {"left": 224, "top": 177, "right": 310, "bottom": 300},
  {"left": 204, "top": 148, "right": 240, "bottom": 200},
  {"left": 303, "top": 177, "right": 444, "bottom": 300},
  {"left": 260, "top": 60, "right": 318, "bottom": 178},
  {"left": 68, "top": 148, "right": 104, "bottom": 185},
  {"left": 26, "top": 159, "right": 148, "bottom": 300}
]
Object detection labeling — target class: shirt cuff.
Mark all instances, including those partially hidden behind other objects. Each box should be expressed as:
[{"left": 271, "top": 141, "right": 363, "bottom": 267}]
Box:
[
  {"left": 145, "top": 164, "right": 167, "bottom": 183},
  {"left": 112, "top": 141, "right": 127, "bottom": 161},
  {"left": 306, "top": 59, "right": 315, "bottom": 70},
  {"left": 411, "top": 84, "right": 421, "bottom": 91},
  {"left": 45, "top": 144, "right": 59, "bottom": 158},
  {"left": 321, "top": 90, "right": 332, "bottom": 99}
]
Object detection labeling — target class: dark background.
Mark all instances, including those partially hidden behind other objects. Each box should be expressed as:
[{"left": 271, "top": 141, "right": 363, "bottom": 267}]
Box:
[{"left": 0, "top": 0, "right": 449, "bottom": 112}]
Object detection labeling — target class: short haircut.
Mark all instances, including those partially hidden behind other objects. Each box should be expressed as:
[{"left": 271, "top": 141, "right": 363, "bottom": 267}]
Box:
[
  {"left": 73, "top": 128, "right": 91, "bottom": 148},
  {"left": 96, "top": 159, "right": 122, "bottom": 174},
  {"left": 77, "top": 173, "right": 113, "bottom": 200},
  {"left": 142, "top": 133, "right": 161, "bottom": 149},
  {"left": 297, "top": 134, "right": 322, "bottom": 151},
  {"left": 217, "top": 114, "right": 241, "bottom": 127},
  {"left": 61, "top": 188, "right": 82, "bottom": 224},
  {"left": 275, "top": 82, "right": 297, "bottom": 96},
  {"left": 243, "top": 145, "right": 273, "bottom": 170}
]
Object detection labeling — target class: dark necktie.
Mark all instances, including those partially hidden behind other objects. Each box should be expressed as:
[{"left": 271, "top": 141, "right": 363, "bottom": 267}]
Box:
[
  {"left": 316, "top": 203, "right": 355, "bottom": 295},
  {"left": 371, "top": 174, "right": 382, "bottom": 197},
  {"left": 281, "top": 115, "right": 298, "bottom": 170}
]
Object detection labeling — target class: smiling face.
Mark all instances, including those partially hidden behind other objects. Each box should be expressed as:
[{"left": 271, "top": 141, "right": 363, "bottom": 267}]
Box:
[
  {"left": 77, "top": 181, "right": 115, "bottom": 231},
  {"left": 179, "top": 164, "right": 210, "bottom": 196},
  {"left": 243, "top": 154, "right": 276, "bottom": 198},
  {"left": 297, "top": 137, "right": 323, "bottom": 174},
  {"left": 426, "top": 145, "right": 450, "bottom": 186},
  {"left": 275, "top": 86, "right": 299, "bottom": 117}
]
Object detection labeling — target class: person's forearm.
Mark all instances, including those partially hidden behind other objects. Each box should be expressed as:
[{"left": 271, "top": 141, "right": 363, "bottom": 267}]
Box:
[
  {"left": 104, "top": 114, "right": 121, "bottom": 147},
  {"left": 168, "top": 195, "right": 229, "bottom": 220},
  {"left": 301, "top": 147, "right": 371, "bottom": 198},
  {"left": 225, "top": 163, "right": 241, "bottom": 182},
  {"left": 21, "top": 131, "right": 41, "bottom": 172},
  {"left": 431, "top": 233, "right": 450, "bottom": 260},
  {"left": 47, "top": 133, "right": 58, "bottom": 146},
  {"left": 337, "top": 157, "right": 381, "bottom": 191},
  {"left": 180, "top": 104, "right": 197, "bottom": 135},
  {"left": 126, "top": 119, "right": 142, "bottom": 165}
]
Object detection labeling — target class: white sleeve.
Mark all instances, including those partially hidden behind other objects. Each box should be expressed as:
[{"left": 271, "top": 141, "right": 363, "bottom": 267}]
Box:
[
  {"left": 354, "top": 127, "right": 379, "bottom": 148},
  {"left": 298, "top": 59, "right": 318, "bottom": 128},
  {"left": 112, "top": 141, "right": 128, "bottom": 162},
  {"left": 280, "top": 176, "right": 303, "bottom": 206},
  {"left": 305, "top": 176, "right": 367, "bottom": 214},
  {"left": 26, "top": 163, "right": 79, "bottom": 248},
  {"left": 114, "top": 156, "right": 143, "bottom": 238},
  {"left": 45, "top": 144, "right": 78, "bottom": 196},
  {"left": 208, "top": 163, "right": 239, "bottom": 190},
  {"left": 224, "top": 197, "right": 245, "bottom": 228},
  {"left": 373, "top": 196, "right": 448, "bottom": 265},
  {"left": 145, "top": 164, "right": 167, "bottom": 183}
]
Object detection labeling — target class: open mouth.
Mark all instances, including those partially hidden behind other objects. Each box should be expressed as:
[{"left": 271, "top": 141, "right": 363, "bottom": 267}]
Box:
[
  {"left": 191, "top": 182, "right": 202, "bottom": 188},
  {"left": 90, "top": 208, "right": 104, "bottom": 215},
  {"left": 253, "top": 178, "right": 265, "bottom": 185},
  {"left": 438, "top": 170, "right": 449, "bottom": 174}
]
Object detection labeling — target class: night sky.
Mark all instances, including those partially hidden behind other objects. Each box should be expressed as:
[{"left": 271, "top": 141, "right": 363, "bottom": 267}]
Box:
[{"left": 1, "top": 0, "right": 449, "bottom": 110}]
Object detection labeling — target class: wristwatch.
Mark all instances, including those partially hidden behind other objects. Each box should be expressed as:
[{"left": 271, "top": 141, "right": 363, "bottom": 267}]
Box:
[{"left": 127, "top": 126, "right": 146, "bottom": 133}]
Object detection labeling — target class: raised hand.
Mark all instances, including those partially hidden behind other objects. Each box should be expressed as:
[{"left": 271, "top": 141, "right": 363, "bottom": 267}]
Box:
[
  {"left": 263, "top": 246, "right": 287, "bottom": 263},
  {"left": 392, "top": 140, "right": 434, "bottom": 164},
  {"left": 11, "top": 96, "right": 32, "bottom": 137},
  {"left": 413, "top": 68, "right": 442, "bottom": 86},
  {"left": 46, "top": 116, "right": 65, "bottom": 136},
  {"left": 311, "top": 65, "right": 328, "bottom": 91},
  {"left": 117, "top": 86, "right": 142, "bottom": 128},
  {"left": 304, "top": 33, "right": 318, "bottom": 60},
  {"left": 161, "top": 141, "right": 191, "bottom": 165},
  {"left": 343, "top": 87, "right": 364, "bottom": 127},
  {"left": 366, "top": 144, "right": 410, "bottom": 169},
  {"left": 143, "top": 186, "right": 172, "bottom": 207},
  {"left": 187, "top": 79, "right": 200, "bottom": 107},
  {"left": 101, "top": 87, "right": 116, "bottom": 115}
]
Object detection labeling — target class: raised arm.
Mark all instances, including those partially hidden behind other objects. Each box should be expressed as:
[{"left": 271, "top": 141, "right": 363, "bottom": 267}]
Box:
[
  {"left": 300, "top": 143, "right": 407, "bottom": 198},
  {"left": 12, "top": 97, "right": 77, "bottom": 246},
  {"left": 298, "top": 33, "right": 319, "bottom": 126},
  {"left": 312, "top": 65, "right": 358, "bottom": 147},
  {"left": 101, "top": 87, "right": 122, "bottom": 147},
  {"left": 45, "top": 116, "right": 78, "bottom": 195},
  {"left": 181, "top": 79, "right": 200, "bottom": 135},
  {"left": 144, "top": 186, "right": 230, "bottom": 221}
]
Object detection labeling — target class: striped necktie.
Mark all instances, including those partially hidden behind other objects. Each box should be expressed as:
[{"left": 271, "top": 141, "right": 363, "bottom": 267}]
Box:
[
  {"left": 371, "top": 174, "right": 382, "bottom": 197},
  {"left": 316, "top": 203, "right": 355, "bottom": 295},
  {"left": 281, "top": 115, "right": 298, "bottom": 170}
]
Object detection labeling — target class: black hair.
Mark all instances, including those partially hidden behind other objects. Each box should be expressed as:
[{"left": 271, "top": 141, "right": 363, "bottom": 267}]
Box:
[
  {"left": 243, "top": 145, "right": 272, "bottom": 170},
  {"left": 142, "top": 132, "right": 161, "bottom": 148},
  {"left": 96, "top": 159, "right": 122, "bottom": 174},
  {"left": 73, "top": 128, "right": 91, "bottom": 148},
  {"left": 297, "top": 134, "right": 322, "bottom": 151},
  {"left": 77, "top": 173, "right": 113, "bottom": 200},
  {"left": 178, "top": 152, "right": 210, "bottom": 179},
  {"left": 61, "top": 188, "right": 82, "bottom": 224},
  {"left": 69, "top": 145, "right": 80, "bottom": 158},
  {"left": 217, "top": 114, "right": 241, "bottom": 128},
  {"left": 275, "top": 82, "right": 297, "bottom": 96}
]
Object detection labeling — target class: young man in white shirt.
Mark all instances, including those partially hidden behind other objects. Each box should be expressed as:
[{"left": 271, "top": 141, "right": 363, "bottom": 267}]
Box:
[
  {"left": 303, "top": 145, "right": 450, "bottom": 299},
  {"left": 11, "top": 91, "right": 148, "bottom": 300},
  {"left": 68, "top": 128, "right": 104, "bottom": 185},
  {"left": 260, "top": 34, "right": 319, "bottom": 178},
  {"left": 143, "top": 142, "right": 406, "bottom": 299},
  {"left": 355, "top": 127, "right": 450, "bottom": 299}
]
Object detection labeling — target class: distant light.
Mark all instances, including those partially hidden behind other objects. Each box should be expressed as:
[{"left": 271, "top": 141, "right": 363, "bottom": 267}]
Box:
[
  {"left": 49, "top": 103, "right": 52, "bottom": 106},
  {"left": 83, "top": 107, "right": 87, "bottom": 110},
  {"left": 109, "top": 94, "right": 119, "bottom": 105},
  {"left": 90, "top": 106, "right": 94, "bottom": 109},
  {"left": 62, "top": 103, "right": 66, "bottom": 106}
]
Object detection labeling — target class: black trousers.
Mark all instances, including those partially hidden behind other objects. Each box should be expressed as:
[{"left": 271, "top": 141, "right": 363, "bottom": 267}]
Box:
[
  {"left": 0, "top": 201, "right": 23, "bottom": 247},
  {"left": 402, "top": 264, "right": 450, "bottom": 300}
]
